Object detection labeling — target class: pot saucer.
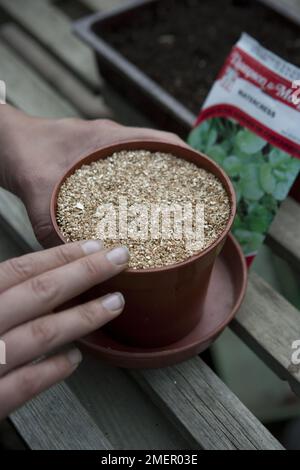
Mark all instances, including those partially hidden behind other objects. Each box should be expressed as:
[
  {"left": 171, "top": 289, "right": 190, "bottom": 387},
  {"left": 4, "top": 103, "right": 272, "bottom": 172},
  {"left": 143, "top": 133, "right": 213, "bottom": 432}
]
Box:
[{"left": 79, "top": 234, "right": 247, "bottom": 369}]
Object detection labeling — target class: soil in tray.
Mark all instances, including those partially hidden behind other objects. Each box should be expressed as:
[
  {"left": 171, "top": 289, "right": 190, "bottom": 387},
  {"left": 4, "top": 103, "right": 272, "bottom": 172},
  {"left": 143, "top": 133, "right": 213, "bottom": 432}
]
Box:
[{"left": 100, "top": 0, "right": 300, "bottom": 115}]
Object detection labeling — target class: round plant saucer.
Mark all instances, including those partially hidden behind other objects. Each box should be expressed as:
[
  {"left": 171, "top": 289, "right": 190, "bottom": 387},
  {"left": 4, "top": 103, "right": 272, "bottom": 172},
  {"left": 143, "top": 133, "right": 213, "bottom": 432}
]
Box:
[{"left": 79, "top": 234, "right": 247, "bottom": 369}]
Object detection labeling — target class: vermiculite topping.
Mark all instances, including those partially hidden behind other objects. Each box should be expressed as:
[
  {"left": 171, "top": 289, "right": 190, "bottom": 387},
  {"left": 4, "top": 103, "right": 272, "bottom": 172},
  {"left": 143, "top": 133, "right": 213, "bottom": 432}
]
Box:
[{"left": 56, "top": 150, "right": 231, "bottom": 269}]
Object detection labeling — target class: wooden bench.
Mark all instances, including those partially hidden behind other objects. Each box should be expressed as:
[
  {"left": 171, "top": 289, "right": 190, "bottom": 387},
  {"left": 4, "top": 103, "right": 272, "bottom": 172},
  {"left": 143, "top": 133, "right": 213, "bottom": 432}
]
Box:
[{"left": 0, "top": 0, "right": 299, "bottom": 450}]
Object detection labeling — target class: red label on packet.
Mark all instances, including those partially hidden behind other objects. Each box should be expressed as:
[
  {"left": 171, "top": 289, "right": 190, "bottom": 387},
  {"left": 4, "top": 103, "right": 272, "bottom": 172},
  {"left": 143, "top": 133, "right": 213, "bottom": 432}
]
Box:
[{"left": 188, "top": 34, "right": 300, "bottom": 265}]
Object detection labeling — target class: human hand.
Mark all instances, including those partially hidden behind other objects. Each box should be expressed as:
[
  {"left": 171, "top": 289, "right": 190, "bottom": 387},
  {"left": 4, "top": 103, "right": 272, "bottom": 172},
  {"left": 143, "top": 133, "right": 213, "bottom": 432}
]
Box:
[
  {"left": 0, "top": 106, "right": 184, "bottom": 247},
  {"left": 0, "top": 239, "right": 128, "bottom": 420}
]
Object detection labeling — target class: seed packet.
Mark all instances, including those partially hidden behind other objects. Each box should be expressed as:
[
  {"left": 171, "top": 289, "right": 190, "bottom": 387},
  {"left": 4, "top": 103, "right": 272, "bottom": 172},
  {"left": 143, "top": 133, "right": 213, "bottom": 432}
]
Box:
[{"left": 188, "top": 33, "right": 300, "bottom": 264}]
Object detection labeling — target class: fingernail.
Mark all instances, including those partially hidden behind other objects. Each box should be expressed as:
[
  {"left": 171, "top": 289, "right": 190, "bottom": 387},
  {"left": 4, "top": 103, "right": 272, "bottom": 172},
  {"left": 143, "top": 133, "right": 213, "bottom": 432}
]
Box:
[
  {"left": 67, "top": 348, "right": 82, "bottom": 367},
  {"left": 106, "top": 246, "right": 129, "bottom": 266},
  {"left": 82, "top": 240, "right": 103, "bottom": 255},
  {"left": 101, "top": 292, "right": 125, "bottom": 313}
]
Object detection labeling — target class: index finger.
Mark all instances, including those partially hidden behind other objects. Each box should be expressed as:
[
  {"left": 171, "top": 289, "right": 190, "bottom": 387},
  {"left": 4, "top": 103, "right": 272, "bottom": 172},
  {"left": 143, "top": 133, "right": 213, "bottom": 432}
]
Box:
[
  {"left": 0, "top": 245, "right": 129, "bottom": 334},
  {"left": 0, "top": 240, "right": 103, "bottom": 294}
]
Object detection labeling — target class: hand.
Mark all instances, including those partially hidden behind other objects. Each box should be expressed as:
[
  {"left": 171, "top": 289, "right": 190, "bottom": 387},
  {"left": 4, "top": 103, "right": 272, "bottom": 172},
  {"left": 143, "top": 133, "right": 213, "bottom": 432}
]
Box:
[
  {"left": 0, "top": 106, "right": 184, "bottom": 246},
  {"left": 0, "top": 239, "right": 129, "bottom": 420}
]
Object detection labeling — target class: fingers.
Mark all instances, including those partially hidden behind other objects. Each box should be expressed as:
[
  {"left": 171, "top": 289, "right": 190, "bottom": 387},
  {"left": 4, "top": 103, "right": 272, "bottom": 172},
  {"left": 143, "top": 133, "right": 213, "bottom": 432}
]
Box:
[
  {"left": 0, "top": 245, "right": 129, "bottom": 334},
  {"left": 0, "top": 240, "right": 103, "bottom": 294},
  {"left": 33, "top": 218, "right": 67, "bottom": 248},
  {"left": 91, "top": 120, "right": 188, "bottom": 149},
  {"left": 129, "top": 127, "right": 186, "bottom": 145},
  {"left": 0, "top": 293, "right": 124, "bottom": 377},
  {"left": 118, "top": 126, "right": 187, "bottom": 147},
  {"left": 0, "top": 348, "right": 82, "bottom": 421}
]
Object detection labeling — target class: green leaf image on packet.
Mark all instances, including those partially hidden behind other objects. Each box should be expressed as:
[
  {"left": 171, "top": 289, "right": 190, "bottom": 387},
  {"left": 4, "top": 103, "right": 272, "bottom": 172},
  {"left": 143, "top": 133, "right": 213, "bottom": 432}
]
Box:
[{"left": 188, "top": 34, "right": 300, "bottom": 265}]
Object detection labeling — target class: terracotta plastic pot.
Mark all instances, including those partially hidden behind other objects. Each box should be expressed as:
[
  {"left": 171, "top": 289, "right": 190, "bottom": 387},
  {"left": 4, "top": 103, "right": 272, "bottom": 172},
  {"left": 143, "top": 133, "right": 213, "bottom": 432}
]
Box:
[{"left": 50, "top": 141, "right": 236, "bottom": 348}]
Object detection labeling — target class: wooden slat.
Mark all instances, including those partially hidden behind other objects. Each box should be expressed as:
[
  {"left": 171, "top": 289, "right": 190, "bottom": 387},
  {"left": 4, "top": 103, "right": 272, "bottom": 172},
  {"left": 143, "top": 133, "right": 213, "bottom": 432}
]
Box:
[
  {"left": 0, "top": 190, "right": 40, "bottom": 252},
  {"left": 82, "top": 0, "right": 126, "bottom": 12},
  {"left": 67, "top": 356, "right": 189, "bottom": 450},
  {"left": 267, "top": 197, "right": 300, "bottom": 272},
  {"left": 232, "top": 272, "right": 300, "bottom": 396},
  {"left": 260, "top": 0, "right": 300, "bottom": 25},
  {"left": 0, "top": 39, "right": 78, "bottom": 117},
  {"left": 11, "top": 382, "right": 112, "bottom": 450},
  {"left": 0, "top": 0, "right": 100, "bottom": 90},
  {"left": 131, "top": 359, "right": 283, "bottom": 450},
  {"left": 0, "top": 23, "right": 111, "bottom": 119},
  {"left": 0, "top": 220, "right": 26, "bottom": 262}
]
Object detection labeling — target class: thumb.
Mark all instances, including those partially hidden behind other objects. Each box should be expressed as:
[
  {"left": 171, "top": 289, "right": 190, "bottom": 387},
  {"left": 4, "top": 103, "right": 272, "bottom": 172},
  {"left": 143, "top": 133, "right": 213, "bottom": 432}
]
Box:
[{"left": 31, "top": 214, "right": 62, "bottom": 249}]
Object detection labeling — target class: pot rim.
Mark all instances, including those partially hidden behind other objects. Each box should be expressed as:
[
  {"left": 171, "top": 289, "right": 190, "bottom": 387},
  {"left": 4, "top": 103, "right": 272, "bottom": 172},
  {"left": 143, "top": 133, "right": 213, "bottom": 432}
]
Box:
[{"left": 50, "top": 140, "right": 237, "bottom": 274}]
